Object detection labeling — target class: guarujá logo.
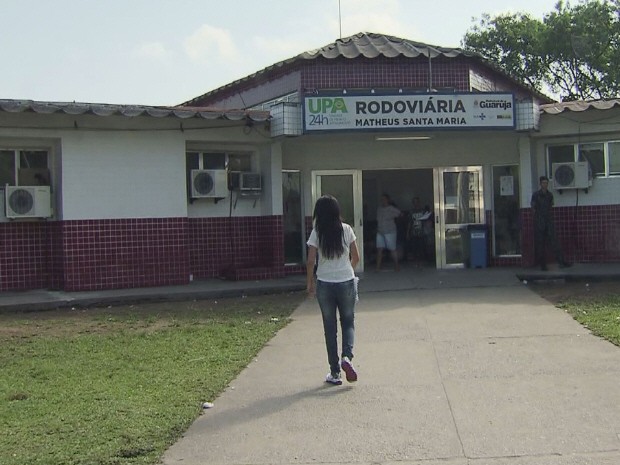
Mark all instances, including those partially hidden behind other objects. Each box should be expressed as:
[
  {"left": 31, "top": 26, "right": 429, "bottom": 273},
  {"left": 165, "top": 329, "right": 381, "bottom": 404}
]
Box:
[{"left": 307, "top": 97, "right": 348, "bottom": 114}]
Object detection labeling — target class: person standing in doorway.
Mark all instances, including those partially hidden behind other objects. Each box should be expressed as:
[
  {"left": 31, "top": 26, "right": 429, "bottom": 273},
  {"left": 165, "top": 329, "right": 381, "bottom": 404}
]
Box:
[
  {"left": 376, "top": 193, "right": 401, "bottom": 271},
  {"left": 406, "top": 196, "right": 426, "bottom": 263},
  {"left": 307, "top": 195, "right": 360, "bottom": 385},
  {"left": 530, "top": 176, "right": 571, "bottom": 271}
]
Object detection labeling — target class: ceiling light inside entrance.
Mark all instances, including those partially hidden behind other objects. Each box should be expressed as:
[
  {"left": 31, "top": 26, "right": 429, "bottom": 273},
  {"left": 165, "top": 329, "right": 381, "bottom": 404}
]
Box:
[{"left": 375, "top": 135, "right": 433, "bottom": 141}]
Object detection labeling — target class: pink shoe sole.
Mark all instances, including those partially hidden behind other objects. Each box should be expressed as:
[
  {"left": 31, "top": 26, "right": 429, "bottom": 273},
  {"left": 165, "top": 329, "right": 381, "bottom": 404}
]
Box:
[{"left": 341, "top": 358, "right": 357, "bottom": 382}]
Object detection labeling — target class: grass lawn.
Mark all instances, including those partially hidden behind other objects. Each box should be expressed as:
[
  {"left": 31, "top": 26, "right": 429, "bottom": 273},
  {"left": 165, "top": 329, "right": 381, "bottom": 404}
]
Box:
[
  {"left": 0, "top": 292, "right": 305, "bottom": 465},
  {"left": 532, "top": 280, "right": 620, "bottom": 347},
  {"left": 559, "top": 293, "right": 620, "bottom": 347}
]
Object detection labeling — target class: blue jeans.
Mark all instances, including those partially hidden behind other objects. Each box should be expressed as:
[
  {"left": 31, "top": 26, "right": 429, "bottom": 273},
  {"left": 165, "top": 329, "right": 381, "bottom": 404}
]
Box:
[{"left": 316, "top": 279, "right": 356, "bottom": 376}]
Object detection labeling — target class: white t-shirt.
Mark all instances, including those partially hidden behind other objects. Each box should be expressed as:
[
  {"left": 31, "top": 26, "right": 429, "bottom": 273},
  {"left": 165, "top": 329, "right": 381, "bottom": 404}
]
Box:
[
  {"left": 377, "top": 205, "right": 400, "bottom": 234},
  {"left": 307, "top": 223, "right": 356, "bottom": 283}
]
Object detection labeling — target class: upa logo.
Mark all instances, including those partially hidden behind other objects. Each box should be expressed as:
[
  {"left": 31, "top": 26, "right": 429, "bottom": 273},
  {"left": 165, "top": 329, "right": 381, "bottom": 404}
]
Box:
[{"left": 307, "top": 97, "right": 348, "bottom": 114}]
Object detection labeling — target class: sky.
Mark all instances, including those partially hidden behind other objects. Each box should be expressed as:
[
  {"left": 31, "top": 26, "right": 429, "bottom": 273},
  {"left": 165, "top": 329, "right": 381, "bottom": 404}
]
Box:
[{"left": 2, "top": 0, "right": 563, "bottom": 106}]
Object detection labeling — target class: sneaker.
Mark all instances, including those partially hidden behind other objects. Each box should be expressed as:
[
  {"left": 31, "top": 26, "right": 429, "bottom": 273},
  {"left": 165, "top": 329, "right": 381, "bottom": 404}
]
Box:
[
  {"left": 341, "top": 357, "right": 358, "bottom": 382},
  {"left": 325, "top": 373, "right": 342, "bottom": 385}
]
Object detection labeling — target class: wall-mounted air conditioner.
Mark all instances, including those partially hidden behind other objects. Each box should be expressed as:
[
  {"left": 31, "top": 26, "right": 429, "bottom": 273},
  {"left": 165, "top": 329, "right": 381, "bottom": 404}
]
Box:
[
  {"left": 240, "top": 172, "right": 262, "bottom": 191},
  {"left": 551, "top": 162, "right": 591, "bottom": 190},
  {"left": 228, "top": 172, "right": 262, "bottom": 193},
  {"left": 190, "top": 169, "right": 228, "bottom": 198},
  {"left": 5, "top": 185, "right": 52, "bottom": 218}
]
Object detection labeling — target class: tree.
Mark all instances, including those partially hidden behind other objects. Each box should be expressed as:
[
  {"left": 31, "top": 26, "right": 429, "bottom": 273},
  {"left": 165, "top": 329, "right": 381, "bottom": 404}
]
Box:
[{"left": 463, "top": 0, "right": 620, "bottom": 101}]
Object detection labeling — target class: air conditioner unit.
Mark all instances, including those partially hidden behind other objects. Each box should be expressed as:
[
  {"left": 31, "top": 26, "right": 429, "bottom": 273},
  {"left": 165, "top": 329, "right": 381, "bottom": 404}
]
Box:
[
  {"left": 551, "top": 162, "right": 591, "bottom": 189},
  {"left": 5, "top": 185, "right": 52, "bottom": 218},
  {"left": 191, "top": 169, "right": 228, "bottom": 198},
  {"left": 240, "top": 172, "right": 262, "bottom": 191}
]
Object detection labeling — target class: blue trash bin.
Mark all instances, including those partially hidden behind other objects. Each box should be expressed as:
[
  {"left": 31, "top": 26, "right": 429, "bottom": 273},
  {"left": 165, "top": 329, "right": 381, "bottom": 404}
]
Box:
[{"left": 468, "top": 224, "right": 487, "bottom": 268}]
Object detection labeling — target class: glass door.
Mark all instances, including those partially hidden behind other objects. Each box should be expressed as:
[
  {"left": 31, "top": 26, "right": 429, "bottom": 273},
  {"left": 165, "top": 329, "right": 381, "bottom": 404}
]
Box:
[
  {"left": 312, "top": 170, "right": 364, "bottom": 272},
  {"left": 492, "top": 165, "right": 521, "bottom": 256},
  {"left": 433, "top": 167, "right": 484, "bottom": 268},
  {"left": 282, "top": 170, "right": 304, "bottom": 264}
]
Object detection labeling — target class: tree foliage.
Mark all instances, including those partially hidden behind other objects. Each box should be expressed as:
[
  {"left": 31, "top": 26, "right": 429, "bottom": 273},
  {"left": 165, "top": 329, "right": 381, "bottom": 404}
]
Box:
[{"left": 463, "top": 0, "right": 620, "bottom": 101}]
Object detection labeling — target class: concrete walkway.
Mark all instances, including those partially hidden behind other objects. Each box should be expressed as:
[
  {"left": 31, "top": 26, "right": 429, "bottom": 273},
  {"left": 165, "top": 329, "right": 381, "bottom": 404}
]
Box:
[
  {"left": 1, "top": 264, "right": 619, "bottom": 464},
  {"left": 159, "top": 265, "right": 620, "bottom": 465},
  {"left": 1, "top": 263, "right": 618, "bottom": 313}
]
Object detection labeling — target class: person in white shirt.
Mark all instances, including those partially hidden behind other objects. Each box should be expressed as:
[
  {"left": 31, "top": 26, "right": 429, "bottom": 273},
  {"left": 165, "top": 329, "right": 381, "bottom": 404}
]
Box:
[
  {"left": 376, "top": 194, "right": 401, "bottom": 271},
  {"left": 307, "top": 195, "right": 360, "bottom": 385}
]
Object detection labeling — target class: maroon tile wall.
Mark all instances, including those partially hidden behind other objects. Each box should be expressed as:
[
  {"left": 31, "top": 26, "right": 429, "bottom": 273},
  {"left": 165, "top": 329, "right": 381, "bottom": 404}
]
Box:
[
  {"left": 521, "top": 205, "right": 620, "bottom": 266},
  {"left": 284, "top": 264, "right": 305, "bottom": 276},
  {"left": 1, "top": 216, "right": 288, "bottom": 292},
  {"left": 191, "top": 55, "right": 501, "bottom": 109},
  {"left": 60, "top": 218, "right": 190, "bottom": 291},
  {"left": 488, "top": 206, "right": 620, "bottom": 267},
  {"left": 0, "top": 219, "right": 190, "bottom": 292},
  {"left": 188, "top": 216, "right": 285, "bottom": 281},
  {"left": 0, "top": 221, "right": 50, "bottom": 291},
  {"left": 48, "top": 221, "right": 64, "bottom": 290},
  {"left": 2, "top": 206, "right": 618, "bottom": 292},
  {"left": 301, "top": 56, "right": 471, "bottom": 92}
]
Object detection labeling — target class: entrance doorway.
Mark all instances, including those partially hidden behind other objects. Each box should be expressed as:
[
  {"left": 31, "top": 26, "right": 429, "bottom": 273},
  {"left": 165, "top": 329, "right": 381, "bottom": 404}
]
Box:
[
  {"left": 433, "top": 166, "right": 485, "bottom": 268},
  {"left": 308, "top": 167, "right": 485, "bottom": 272},
  {"left": 362, "top": 169, "right": 435, "bottom": 269},
  {"left": 311, "top": 170, "right": 364, "bottom": 272}
]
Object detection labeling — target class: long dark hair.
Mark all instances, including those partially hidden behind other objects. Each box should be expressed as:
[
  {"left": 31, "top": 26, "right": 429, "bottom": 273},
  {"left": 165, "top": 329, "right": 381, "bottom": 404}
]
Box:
[{"left": 313, "top": 195, "right": 345, "bottom": 259}]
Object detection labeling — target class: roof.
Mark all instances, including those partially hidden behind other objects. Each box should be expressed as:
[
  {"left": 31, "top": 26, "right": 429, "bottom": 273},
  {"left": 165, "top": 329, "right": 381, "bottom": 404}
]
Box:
[
  {"left": 183, "top": 32, "right": 553, "bottom": 106},
  {"left": 540, "top": 99, "right": 620, "bottom": 114},
  {"left": 0, "top": 99, "right": 270, "bottom": 122},
  {"left": 300, "top": 32, "right": 467, "bottom": 60}
]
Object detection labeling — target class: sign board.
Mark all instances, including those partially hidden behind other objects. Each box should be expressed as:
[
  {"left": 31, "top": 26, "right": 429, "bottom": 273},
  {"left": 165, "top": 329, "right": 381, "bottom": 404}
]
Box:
[
  {"left": 303, "top": 93, "right": 515, "bottom": 132},
  {"left": 500, "top": 175, "right": 515, "bottom": 196}
]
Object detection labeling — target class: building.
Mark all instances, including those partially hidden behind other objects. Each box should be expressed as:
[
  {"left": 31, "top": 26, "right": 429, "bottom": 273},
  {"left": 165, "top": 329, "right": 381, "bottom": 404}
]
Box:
[
  {"left": 1, "top": 32, "right": 619, "bottom": 292},
  {"left": 0, "top": 102, "right": 277, "bottom": 291}
]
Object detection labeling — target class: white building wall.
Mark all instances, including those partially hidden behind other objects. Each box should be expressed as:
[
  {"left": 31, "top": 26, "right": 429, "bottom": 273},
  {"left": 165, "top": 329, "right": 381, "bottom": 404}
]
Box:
[
  {"left": 61, "top": 130, "right": 186, "bottom": 219},
  {"left": 532, "top": 108, "right": 620, "bottom": 208},
  {"left": 1, "top": 112, "right": 275, "bottom": 221},
  {"left": 260, "top": 142, "right": 283, "bottom": 216},
  {"left": 518, "top": 136, "right": 535, "bottom": 209}
]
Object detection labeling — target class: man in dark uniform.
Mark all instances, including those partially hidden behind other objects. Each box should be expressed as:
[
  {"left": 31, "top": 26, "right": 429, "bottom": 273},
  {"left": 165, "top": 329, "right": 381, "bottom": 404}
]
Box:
[{"left": 530, "top": 176, "right": 570, "bottom": 271}]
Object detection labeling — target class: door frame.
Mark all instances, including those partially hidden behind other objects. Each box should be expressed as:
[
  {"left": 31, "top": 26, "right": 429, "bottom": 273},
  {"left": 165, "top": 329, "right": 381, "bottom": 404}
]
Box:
[
  {"left": 433, "top": 166, "right": 485, "bottom": 269},
  {"left": 311, "top": 170, "right": 364, "bottom": 272}
]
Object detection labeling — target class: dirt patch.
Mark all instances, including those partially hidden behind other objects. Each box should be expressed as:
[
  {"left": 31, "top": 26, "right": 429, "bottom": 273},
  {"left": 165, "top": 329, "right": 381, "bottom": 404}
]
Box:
[
  {"left": 528, "top": 279, "right": 620, "bottom": 305},
  {"left": 0, "top": 292, "right": 305, "bottom": 340}
]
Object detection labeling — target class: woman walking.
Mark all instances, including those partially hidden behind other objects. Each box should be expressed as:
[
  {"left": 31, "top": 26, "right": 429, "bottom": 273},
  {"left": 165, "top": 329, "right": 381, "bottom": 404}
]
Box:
[{"left": 307, "top": 195, "right": 360, "bottom": 385}]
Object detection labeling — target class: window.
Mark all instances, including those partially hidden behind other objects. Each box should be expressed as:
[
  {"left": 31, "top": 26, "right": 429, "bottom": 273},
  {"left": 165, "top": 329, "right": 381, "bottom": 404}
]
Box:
[
  {"left": 547, "top": 145, "right": 575, "bottom": 176},
  {"left": 227, "top": 154, "right": 251, "bottom": 172},
  {"left": 185, "top": 151, "right": 253, "bottom": 199},
  {"left": 185, "top": 151, "right": 251, "bottom": 171},
  {"left": 579, "top": 143, "right": 604, "bottom": 176},
  {"left": 547, "top": 141, "right": 620, "bottom": 178},
  {"left": 608, "top": 142, "right": 620, "bottom": 176},
  {"left": 0, "top": 150, "right": 16, "bottom": 186},
  {"left": 0, "top": 149, "right": 50, "bottom": 188}
]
